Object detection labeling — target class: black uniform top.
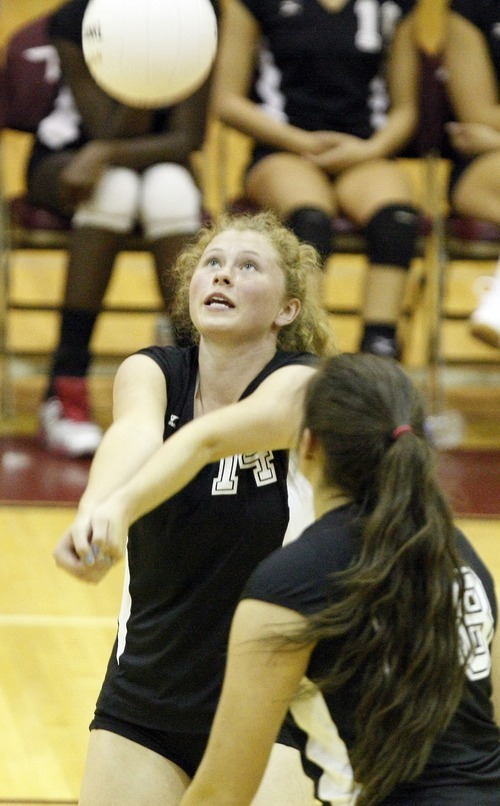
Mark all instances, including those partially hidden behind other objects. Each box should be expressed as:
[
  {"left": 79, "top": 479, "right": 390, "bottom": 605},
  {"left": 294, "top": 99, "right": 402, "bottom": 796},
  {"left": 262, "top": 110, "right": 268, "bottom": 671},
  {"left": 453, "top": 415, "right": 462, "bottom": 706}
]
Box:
[
  {"left": 244, "top": 503, "right": 500, "bottom": 804},
  {"left": 450, "top": 0, "right": 500, "bottom": 83},
  {"left": 241, "top": 0, "right": 416, "bottom": 139},
  {"left": 95, "top": 345, "right": 317, "bottom": 734}
]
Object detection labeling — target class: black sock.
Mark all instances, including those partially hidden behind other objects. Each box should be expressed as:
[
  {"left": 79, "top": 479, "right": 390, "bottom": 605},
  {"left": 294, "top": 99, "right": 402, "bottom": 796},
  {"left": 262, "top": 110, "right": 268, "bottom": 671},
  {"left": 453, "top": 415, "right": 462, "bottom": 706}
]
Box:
[
  {"left": 46, "top": 309, "right": 98, "bottom": 398},
  {"left": 360, "top": 324, "right": 400, "bottom": 359},
  {"left": 361, "top": 324, "right": 397, "bottom": 345}
]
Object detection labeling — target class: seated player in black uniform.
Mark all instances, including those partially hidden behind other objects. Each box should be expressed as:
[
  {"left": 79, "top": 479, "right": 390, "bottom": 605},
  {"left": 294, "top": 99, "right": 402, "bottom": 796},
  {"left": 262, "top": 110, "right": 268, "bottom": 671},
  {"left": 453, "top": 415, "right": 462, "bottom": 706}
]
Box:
[
  {"left": 180, "top": 353, "right": 500, "bottom": 805},
  {"left": 52, "top": 210, "right": 335, "bottom": 805},
  {"left": 445, "top": 0, "right": 500, "bottom": 348},
  {"left": 29, "top": 0, "right": 219, "bottom": 458},
  {"left": 212, "top": 0, "right": 421, "bottom": 360}
]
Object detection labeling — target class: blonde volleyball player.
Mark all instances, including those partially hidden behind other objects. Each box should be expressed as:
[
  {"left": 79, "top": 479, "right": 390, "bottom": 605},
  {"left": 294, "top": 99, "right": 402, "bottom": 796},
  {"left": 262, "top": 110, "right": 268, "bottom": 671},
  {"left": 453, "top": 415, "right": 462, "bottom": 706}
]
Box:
[{"left": 53, "top": 211, "right": 334, "bottom": 805}]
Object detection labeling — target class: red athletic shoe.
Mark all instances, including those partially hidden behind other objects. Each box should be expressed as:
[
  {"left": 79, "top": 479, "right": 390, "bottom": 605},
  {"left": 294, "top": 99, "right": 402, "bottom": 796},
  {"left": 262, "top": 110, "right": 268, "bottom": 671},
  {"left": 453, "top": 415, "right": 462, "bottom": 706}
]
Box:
[{"left": 38, "top": 377, "right": 103, "bottom": 457}]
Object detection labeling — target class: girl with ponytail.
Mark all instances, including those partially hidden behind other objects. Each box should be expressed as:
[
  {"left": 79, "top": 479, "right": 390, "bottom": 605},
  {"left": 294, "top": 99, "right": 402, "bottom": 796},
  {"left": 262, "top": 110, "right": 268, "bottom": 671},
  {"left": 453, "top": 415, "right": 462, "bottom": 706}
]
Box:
[{"left": 181, "top": 353, "right": 500, "bottom": 806}]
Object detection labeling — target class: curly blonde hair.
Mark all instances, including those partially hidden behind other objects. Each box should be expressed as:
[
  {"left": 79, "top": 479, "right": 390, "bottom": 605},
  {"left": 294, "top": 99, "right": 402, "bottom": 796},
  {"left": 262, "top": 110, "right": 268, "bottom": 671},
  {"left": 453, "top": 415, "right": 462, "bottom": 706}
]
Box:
[{"left": 170, "top": 210, "right": 336, "bottom": 356}]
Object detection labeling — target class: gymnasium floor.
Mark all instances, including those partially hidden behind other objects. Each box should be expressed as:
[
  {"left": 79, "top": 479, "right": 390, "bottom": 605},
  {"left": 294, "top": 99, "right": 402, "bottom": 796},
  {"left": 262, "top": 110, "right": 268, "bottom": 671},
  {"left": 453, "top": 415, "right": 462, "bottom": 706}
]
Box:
[{"left": 0, "top": 383, "right": 499, "bottom": 806}]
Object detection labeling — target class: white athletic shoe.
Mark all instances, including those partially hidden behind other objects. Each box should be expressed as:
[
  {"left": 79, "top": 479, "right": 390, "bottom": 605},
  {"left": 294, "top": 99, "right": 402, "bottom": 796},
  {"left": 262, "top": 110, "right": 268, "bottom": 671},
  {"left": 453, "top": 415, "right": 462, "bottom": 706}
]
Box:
[
  {"left": 38, "top": 377, "right": 103, "bottom": 458},
  {"left": 470, "top": 274, "right": 500, "bottom": 349}
]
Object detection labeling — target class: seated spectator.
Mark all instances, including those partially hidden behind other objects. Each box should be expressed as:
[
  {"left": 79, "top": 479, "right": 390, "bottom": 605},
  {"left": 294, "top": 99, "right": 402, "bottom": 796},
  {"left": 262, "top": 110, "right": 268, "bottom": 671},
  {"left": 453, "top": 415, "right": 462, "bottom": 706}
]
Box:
[
  {"left": 29, "top": 0, "right": 219, "bottom": 457},
  {"left": 212, "top": 0, "right": 421, "bottom": 361},
  {"left": 445, "top": 0, "right": 500, "bottom": 349}
]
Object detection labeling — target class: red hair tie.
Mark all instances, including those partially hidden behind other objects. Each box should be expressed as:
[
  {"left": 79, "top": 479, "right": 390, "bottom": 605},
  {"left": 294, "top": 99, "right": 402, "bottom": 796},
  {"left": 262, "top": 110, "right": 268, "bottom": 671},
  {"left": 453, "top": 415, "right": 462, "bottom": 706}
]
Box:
[{"left": 391, "top": 424, "right": 414, "bottom": 440}]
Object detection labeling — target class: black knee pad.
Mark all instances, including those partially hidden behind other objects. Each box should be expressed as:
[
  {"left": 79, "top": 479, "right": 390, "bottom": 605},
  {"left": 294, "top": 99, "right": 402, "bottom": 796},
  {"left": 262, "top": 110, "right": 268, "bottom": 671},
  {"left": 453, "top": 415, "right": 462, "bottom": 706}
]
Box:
[
  {"left": 365, "top": 204, "right": 419, "bottom": 269},
  {"left": 286, "top": 206, "right": 333, "bottom": 263}
]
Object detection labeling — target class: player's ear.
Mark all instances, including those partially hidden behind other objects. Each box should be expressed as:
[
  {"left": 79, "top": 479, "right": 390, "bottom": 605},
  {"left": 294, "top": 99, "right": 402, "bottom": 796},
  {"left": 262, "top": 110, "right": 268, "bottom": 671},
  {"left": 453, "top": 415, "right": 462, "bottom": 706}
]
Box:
[
  {"left": 275, "top": 297, "right": 301, "bottom": 328},
  {"left": 299, "top": 427, "right": 314, "bottom": 459},
  {"left": 298, "top": 427, "right": 319, "bottom": 478}
]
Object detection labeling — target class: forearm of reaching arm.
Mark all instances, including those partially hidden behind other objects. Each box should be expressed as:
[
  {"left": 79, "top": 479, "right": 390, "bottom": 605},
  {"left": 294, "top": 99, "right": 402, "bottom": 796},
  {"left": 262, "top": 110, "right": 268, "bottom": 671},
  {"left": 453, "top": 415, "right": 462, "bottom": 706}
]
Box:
[
  {"left": 109, "top": 363, "right": 315, "bottom": 528},
  {"left": 77, "top": 420, "right": 163, "bottom": 515},
  {"left": 180, "top": 600, "right": 313, "bottom": 805},
  {"left": 77, "top": 355, "right": 167, "bottom": 515},
  {"left": 53, "top": 355, "right": 167, "bottom": 578}
]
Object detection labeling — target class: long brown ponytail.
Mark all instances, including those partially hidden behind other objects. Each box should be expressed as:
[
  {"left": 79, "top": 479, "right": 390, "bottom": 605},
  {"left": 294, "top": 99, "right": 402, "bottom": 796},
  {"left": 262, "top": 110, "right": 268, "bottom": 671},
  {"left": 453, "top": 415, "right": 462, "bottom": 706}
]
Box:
[{"left": 293, "top": 354, "right": 467, "bottom": 805}]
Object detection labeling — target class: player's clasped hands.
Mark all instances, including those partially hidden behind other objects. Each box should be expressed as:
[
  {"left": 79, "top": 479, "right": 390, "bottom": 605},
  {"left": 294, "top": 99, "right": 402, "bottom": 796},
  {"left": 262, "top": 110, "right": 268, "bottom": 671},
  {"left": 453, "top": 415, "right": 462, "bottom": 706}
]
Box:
[
  {"left": 53, "top": 494, "right": 129, "bottom": 583},
  {"left": 305, "top": 131, "right": 377, "bottom": 173}
]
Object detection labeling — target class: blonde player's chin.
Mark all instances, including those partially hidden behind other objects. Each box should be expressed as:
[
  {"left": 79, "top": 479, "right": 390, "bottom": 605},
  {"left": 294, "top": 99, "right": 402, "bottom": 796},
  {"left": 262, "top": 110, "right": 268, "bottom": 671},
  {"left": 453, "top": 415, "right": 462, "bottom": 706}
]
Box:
[
  {"left": 197, "top": 313, "right": 239, "bottom": 332},
  {"left": 200, "top": 323, "right": 264, "bottom": 344}
]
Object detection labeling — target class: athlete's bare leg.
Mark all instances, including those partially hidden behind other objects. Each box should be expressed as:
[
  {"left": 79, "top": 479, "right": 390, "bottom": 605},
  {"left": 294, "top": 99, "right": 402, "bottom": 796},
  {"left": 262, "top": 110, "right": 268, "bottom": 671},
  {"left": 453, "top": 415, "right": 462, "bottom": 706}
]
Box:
[
  {"left": 79, "top": 730, "right": 316, "bottom": 805},
  {"left": 451, "top": 151, "right": 500, "bottom": 226},
  {"left": 246, "top": 152, "right": 335, "bottom": 218},
  {"left": 78, "top": 729, "right": 190, "bottom": 806}
]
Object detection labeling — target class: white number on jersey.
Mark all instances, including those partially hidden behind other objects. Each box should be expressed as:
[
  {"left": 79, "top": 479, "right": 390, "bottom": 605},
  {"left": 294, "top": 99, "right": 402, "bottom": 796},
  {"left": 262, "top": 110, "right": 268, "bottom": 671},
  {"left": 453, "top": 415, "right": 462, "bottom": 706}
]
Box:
[
  {"left": 455, "top": 567, "right": 495, "bottom": 681},
  {"left": 212, "top": 451, "right": 277, "bottom": 495},
  {"left": 354, "top": 0, "right": 403, "bottom": 53},
  {"left": 354, "top": 0, "right": 381, "bottom": 51}
]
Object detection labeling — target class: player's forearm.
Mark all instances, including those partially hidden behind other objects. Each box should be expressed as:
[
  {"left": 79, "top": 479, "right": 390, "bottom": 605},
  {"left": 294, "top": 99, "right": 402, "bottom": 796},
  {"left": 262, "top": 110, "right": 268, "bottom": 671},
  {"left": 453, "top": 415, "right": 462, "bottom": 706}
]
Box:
[
  {"left": 451, "top": 92, "right": 500, "bottom": 130},
  {"left": 477, "top": 108, "right": 500, "bottom": 132},
  {"left": 109, "top": 366, "right": 312, "bottom": 528},
  {"left": 366, "top": 105, "right": 418, "bottom": 159},
  {"left": 109, "top": 418, "right": 218, "bottom": 527},
  {"left": 215, "top": 94, "right": 314, "bottom": 155},
  {"left": 103, "top": 132, "right": 201, "bottom": 170},
  {"left": 106, "top": 399, "right": 298, "bottom": 528},
  {"left": 78, "top": 420, "right": 163, "bottom": 516}
]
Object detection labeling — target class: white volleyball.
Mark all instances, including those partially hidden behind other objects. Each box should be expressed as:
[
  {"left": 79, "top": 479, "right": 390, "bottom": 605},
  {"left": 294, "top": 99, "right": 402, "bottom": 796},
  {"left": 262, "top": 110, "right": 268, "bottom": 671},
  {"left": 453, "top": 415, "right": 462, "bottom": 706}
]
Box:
[{"left": 82, "top": 0, "right": 218, "bottom": 108}]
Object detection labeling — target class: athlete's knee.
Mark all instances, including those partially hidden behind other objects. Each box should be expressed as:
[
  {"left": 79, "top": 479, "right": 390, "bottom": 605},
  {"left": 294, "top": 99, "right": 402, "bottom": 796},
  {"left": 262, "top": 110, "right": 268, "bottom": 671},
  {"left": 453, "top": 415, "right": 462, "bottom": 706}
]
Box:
[
  {"left": 139, "top": 163, "right": 202, "bottom": 240},
  {"left": 365, "top": 203, "right": 419, "bottom": 269},
  {"left": 286, "top": 206, "right": 333, "bottom": 263},
  {"left": 72, "top": 168, "right": 140, "bottom": 233}
]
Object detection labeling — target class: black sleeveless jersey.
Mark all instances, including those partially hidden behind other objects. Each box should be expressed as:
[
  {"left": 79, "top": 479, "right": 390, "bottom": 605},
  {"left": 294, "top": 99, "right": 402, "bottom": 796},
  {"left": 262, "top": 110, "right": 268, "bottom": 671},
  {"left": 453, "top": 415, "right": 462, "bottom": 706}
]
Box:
[
  {"left": 242, "top": 0, "right": 416, "bottom": 138},
  {"left": 451, "top": 0, "right": 500, "bottom": 83},
  {"left": 244, "top": 503, "right": 500, "bottom": 804},
  {"left": 94, "top": 346, "right": 316, "bottom": 733}
]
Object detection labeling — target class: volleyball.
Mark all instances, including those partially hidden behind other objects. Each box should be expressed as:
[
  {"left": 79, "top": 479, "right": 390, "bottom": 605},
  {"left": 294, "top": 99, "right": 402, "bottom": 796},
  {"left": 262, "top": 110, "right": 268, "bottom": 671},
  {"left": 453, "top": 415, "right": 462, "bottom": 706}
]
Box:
[{"left": 82, "top": 0, "right": 218, "bottom": 108}]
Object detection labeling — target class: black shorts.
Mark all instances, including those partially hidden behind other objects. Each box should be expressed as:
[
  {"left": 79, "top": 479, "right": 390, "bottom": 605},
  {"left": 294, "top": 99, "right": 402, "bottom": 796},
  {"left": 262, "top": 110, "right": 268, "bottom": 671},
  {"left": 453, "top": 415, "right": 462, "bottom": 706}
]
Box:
[
  {"left": 27, "top": 138, "right": 85, "bottom": 181},
  {"left": 90, "top": 710, "right": 300, "bottom": 779},
  {"left": 245, "top": 142, "right": 396, "bottom": 179},
  {"left": 245, "top": 143, "right": 284, "bottom": 176},
  {"left": 448, "top": 153, "right": 474, "bottom": 200}
]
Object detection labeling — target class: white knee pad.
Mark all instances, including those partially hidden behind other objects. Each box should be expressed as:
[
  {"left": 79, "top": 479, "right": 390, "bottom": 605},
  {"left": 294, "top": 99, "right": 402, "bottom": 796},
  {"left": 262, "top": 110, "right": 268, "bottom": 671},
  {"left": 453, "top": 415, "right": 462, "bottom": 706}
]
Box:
[
  {"left": 73, "top": 167, "right": 141, "bottom": 233},
  {"left": 139, "top": 163, "right": 202, "bottom": 241}
]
